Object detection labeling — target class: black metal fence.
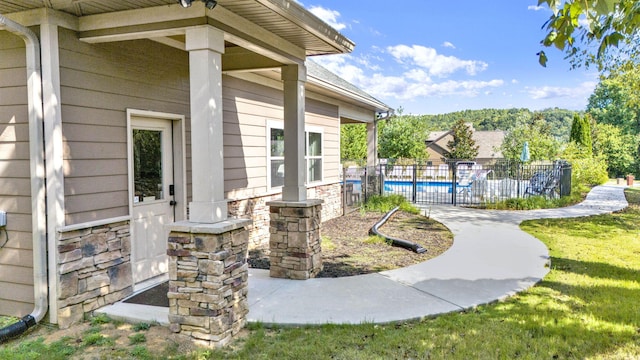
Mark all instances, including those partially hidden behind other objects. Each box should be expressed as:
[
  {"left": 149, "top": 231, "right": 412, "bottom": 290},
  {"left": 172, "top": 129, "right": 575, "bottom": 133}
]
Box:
[{"left": 342, "top": 159, "right": 571, "bottom": 209}]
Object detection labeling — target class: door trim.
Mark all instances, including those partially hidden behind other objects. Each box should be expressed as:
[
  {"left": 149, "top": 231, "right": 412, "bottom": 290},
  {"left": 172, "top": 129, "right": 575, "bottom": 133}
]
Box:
[{"left": 126, "top": 109, "right": 186, "bottom": 288}]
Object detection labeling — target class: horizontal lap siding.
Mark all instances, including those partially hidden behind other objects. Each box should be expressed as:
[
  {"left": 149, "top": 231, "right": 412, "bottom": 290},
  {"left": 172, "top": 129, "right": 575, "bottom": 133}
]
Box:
[
  {"left": 306, "top": 98, "right": 340, "bottom": 182},
  {"left": 222, "top": 76, "right": 341, "bottom": 200},
  {"left": 0, "top": 31, "right": 34, "bottom": 316},
  {"left": 58, "top": 28, "right": 190, "bottom": 225},
  {"left": 222, "top": 76, "right": 280, "bottom": 199}
]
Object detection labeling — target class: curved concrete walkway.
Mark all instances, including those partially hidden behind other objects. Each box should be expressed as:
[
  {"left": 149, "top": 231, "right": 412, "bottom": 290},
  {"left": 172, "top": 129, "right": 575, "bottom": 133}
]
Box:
[{"left": 247, "top": 185, "right": 628, "bottom": 326}]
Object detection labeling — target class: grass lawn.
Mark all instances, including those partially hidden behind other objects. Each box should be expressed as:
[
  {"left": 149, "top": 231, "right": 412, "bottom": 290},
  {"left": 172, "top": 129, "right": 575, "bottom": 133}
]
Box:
[
  {"left": 1, "top": 189, "right": 638, "bottom": 359},
  {"left": 211, "top": 188, "right": 640, "bottom": 359}
]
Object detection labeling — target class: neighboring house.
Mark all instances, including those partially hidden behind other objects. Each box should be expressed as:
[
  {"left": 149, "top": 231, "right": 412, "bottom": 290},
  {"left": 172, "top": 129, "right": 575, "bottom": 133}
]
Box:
[
  {"left": 425, "top": 124, "right": 505, "bottom": 165},
  {"left": 0, "top": 1, "right": 390, "bottom": 329}
]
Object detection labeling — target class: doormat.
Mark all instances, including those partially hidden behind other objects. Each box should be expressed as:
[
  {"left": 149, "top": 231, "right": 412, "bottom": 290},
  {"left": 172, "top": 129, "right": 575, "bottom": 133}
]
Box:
[{"left": 123, "top": 281, "right": 169, "bottom": 308}]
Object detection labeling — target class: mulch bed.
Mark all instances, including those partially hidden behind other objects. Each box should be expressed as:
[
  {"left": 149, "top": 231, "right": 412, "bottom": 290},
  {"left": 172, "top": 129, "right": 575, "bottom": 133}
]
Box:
[{"left": 248, "top": 210, "right": 453, "bottom": 278}]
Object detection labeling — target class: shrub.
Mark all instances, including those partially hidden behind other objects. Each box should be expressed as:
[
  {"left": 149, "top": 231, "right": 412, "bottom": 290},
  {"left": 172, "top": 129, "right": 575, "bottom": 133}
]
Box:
[{"left": 363, "top": 194, "right": 420, "bottom": 214}]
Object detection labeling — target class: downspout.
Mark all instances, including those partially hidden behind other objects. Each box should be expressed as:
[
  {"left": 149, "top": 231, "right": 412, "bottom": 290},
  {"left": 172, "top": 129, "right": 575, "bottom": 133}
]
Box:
[{"left": 0, "top": 15, "right": 48, "bottom": 342}]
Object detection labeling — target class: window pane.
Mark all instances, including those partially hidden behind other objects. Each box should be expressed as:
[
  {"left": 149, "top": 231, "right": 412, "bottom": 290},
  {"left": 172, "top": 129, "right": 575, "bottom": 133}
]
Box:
[
  {"left": 270, "top": 128, "right": 284, "bottom": 157},
  {"left": 133, "top": 129, "right": 163, "bottom": 201},
  {"left": 308, "top": 158, "right": 322, "bottom": 182},
  {"left": 308, "top": 132, "right": 322, "bottom": 156},
  {"left": 271, "top": 159, "right": 285, "bottom": 188}
]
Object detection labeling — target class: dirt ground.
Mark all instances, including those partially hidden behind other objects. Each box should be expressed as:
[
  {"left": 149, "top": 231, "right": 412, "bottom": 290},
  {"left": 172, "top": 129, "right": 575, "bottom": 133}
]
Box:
[
  {"left": 249, "top": 210, "right": 454, "bottom": 277},
  {"left": 7, "top": 210, "right": 453, "bottom": 358}
]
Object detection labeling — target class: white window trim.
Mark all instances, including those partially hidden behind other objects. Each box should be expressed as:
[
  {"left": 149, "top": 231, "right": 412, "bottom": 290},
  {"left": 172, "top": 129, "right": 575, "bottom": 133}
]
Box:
[
  {"left": 305, "top": 125, "right": 324, "bottom": 185},
  {"left": 266, "top": 121, "right": 325, "bottom": 190},
  {"left": 267, "top": 120, "right": 285, "bottom": 190}
]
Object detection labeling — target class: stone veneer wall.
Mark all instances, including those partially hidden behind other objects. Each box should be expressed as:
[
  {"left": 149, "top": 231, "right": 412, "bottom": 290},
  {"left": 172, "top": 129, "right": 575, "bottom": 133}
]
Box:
[
  {"left": 56, "top": 220, "right": 132, "bottom": 329},
  {"left": 166, "top": 219, "right": 250, "bottom": 348},
  {"left": 228, "top": 182, "right": 341, "bottom": 250}
]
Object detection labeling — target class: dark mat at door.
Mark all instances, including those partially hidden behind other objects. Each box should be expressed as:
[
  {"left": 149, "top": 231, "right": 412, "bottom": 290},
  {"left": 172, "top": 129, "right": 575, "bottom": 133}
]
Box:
[{"left": 123, "top": 281, "right": 169, "bottom": 307}]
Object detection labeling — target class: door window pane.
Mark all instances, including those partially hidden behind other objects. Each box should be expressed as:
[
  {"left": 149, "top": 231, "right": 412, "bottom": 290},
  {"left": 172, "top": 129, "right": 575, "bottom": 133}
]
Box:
[{"left": 133, "top": 129, "right": 163, "bottom": 202}]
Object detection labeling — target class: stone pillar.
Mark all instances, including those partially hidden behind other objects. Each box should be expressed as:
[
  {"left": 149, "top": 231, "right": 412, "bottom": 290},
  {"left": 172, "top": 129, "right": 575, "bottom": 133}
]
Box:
[
  {"left": 266, "top": 200, "right": 323, "bottom": 280},
  {"left": 166, "top": 218, "right": 250, "bottom": 348}
]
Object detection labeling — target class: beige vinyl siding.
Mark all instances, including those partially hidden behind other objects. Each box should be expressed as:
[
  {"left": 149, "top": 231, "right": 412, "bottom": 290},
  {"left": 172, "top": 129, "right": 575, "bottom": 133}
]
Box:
[
  {"left": 57, "top": 28, "right": 190, "bottom": 225},
  {"left": 222, "top": 75, "right": 279, "bottom": 199},
  {"left": 0, "top": 30, "right": 35, "bottom": 317},
  {"left": 222, "top": 76, "right": 342, "bottom": 200},
  {"left": 305, "top": 98, "right": 340, "bottom": 182}
]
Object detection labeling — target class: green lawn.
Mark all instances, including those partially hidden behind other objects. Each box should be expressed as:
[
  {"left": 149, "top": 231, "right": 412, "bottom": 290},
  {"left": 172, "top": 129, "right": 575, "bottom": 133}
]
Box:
[
  {"left": 209, "top": 188, "right": 640, "bottom": 359},
  {"left": 1, "top": 189, "right": 639, "bottom": 359}
]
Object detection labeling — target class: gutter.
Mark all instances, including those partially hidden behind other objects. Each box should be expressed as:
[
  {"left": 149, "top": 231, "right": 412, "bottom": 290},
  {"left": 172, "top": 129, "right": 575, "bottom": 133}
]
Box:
[{"left": 0, "top": 15, "right": 48, "bottom": 342}]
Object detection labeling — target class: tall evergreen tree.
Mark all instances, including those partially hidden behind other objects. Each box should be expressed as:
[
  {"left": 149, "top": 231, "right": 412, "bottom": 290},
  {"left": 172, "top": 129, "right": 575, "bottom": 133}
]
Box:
[
  {"left": 446, "top": 119, "right": 479, "bottom": 160},
  {"left": 569, "top": 113, "right": 593, "bottom": 156}
]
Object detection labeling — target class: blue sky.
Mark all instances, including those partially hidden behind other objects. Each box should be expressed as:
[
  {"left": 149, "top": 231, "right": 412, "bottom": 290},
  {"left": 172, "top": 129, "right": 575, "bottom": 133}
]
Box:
[{"left": 299, "top": 1, "right": 598, "bottom": 115}]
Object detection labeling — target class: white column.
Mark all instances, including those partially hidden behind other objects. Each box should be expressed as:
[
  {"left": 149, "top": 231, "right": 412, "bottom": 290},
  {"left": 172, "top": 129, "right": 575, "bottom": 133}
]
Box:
[
  {"left": 281, "top": 64, "right": 307, "bottom": 202},
  {"left": 41, "top": 21, "right": 64, "bottom": 325},
  {"left": 185, "top": 26, "right": 228, "bottom": 223},
  {"left": 367, "top": 121, "right": 377, "bottom": 167}
]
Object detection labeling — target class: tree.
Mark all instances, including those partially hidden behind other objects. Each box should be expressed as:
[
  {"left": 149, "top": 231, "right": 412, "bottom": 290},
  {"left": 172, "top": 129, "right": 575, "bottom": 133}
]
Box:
[
  {"left": 446, "top": 120, "right": 479, "bottom": 160},
  {"left": 569, "top": 113, "right": 593, "bottom": 155},
  {"left": 587, "top": 61, "right": 640, "bottom": 134},
  {"left": 592, "top": 123, "right": 638, "bottom": 176},
  {"left": 377, "top": 115, "right": 429, "bottom": 160},
  {"left": 501, "top": 114, "right": 561, "bottom": 161},
  {"left": 340, "top": 124, "right": 367, "bottom": 162},
  {"left": 537, "top": 0, "right": 640, "bottom": 68}
]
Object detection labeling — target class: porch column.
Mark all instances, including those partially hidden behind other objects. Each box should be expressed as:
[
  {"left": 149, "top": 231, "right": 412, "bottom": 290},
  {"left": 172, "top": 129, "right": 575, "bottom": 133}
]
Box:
[
  {"left": 281, "top": 64, "right": 307, "bottom": 202},
  {"left": 185, "top": 25, "right": 227, "bottom": 223},
  {"left": 366, "top": 121, "right": 377, "bottom": 167}
]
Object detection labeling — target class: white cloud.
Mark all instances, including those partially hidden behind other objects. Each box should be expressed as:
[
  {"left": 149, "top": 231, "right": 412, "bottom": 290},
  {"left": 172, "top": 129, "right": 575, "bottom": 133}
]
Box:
[
  {"left": 312, "top": 54, "right": 503, "bottom": 101},
  {"left": 511, "top": 79, "right": 519, "bottom": 84},
  {"left": 387, "top": 44, "right": 488, "bottom": 77},
  {"left": 526, "top": 81, "right": 596, "bottom": 100},
  {"left": 527, "top": 5, "right": 545, "bottom": 11},
  {"left": 442, "top": 41, "right": 456, "bottom": 49},
  {"left": 308, "top": 6, "right": 347, "bottom": 31}
]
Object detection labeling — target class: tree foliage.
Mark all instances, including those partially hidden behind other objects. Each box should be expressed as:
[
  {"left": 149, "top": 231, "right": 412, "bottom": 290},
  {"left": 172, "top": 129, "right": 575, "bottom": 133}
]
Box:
[
  {"left": 569, "top": 113, "right": 593, "bottom": 155},
  {"left": 592, "top": 123, "right": 638, "bottom": 176},
  {"left": 446, "top": 119, "right": 479, "bottom": 160},
  {"left": 537, "top": 0, "right": 640, "bottom": 68},
  {"left": 340, "top": 123, "right": 367, "bottom": 162},
  {"left": 418, "top": 108, "right": 574, "bottom": 141},
  {"left": 377, "top": 115, "right": 429, "bottom": 160},
  {"left": 587, "top": 61, "right": 640, "bottom": 176},
  {"left": 501, "top": 114, "right": 561, "bottom": 161}
]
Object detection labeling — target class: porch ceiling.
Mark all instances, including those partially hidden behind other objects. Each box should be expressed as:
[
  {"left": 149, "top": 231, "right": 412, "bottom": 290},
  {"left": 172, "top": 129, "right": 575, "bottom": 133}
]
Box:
[{"left": 0, "top": 0, "right": 354, "bottom": 56}]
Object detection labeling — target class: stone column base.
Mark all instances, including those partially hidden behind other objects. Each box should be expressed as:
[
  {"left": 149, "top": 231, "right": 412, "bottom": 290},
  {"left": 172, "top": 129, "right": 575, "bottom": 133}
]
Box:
[
  {"left": 266, "top": 199, "right": 323, "bottom": 280},
  {"left": 166, "top": 218, "right": 250, "bottom": 348}
]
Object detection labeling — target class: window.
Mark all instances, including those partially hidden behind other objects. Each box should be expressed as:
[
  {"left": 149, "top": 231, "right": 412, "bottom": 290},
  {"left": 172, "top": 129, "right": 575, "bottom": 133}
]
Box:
[
  {"left": 267, "top": 122, "right": 323, "bottom": 189},
  {"left": 269, "top": 127, "right": 285, "bottom": 188},
  {"left": 306, "top": 131, "right": 322, "bottom": 183}
]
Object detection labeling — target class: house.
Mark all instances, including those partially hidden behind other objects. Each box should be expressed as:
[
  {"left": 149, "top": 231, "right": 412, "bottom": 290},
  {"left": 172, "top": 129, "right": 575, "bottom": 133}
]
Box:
[
  {"left": 425, "top": 124, "right": 505, "bottom": 165},
  {"left": 0, "top": 0, "right": 390, "bottom": 334}
]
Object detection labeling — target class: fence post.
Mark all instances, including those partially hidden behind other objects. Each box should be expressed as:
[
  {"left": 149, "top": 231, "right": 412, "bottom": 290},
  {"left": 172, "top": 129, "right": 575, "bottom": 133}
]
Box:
[{"left": 412, "top": 165, "right": 417, "bottom": 203}]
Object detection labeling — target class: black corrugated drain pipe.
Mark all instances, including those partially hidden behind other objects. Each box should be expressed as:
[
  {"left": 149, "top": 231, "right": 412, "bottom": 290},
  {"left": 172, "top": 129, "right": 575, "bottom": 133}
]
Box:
[
  {"left": 0, "top": 315, "right": 36, "bottom": 343},
  {"left": 369, "top": 206, "right": 427, "bottom": 254}
]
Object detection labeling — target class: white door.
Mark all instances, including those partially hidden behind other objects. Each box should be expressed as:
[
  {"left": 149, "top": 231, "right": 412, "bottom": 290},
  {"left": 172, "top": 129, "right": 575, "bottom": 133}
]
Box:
[{"left": 130, "top": 117, "right": 174, "bottom": 285}]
